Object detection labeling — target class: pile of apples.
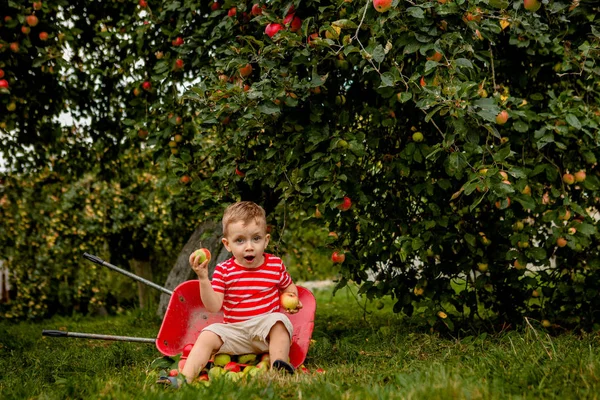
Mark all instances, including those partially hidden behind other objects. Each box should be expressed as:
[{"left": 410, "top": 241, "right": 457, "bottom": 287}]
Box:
[{"left": 166, "top": 346, "right": 313, "bottom": 385}]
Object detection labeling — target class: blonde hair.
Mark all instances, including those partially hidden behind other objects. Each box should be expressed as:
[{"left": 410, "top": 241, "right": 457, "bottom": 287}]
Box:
[{"left": 222, "top": 201, "right": 267, "bottom": 237}]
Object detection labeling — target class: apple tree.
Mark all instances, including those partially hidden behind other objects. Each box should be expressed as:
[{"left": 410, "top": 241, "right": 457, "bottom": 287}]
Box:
[{"left": 135, "top": 0, "right": 600, "bottom": 330}]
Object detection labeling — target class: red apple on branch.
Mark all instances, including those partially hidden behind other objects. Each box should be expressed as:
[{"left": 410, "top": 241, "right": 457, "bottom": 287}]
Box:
[
  {"left": 227, "top": 7, "right": 236, "bottom": 17},
  {"left": 139, "top": 0, "right": 148, "bottom": 7},
  {"left": 26, "top": 15, "right": 39, "bottom": 27},
  {"left": 331, "top": 251, "right": 345, "bottom": 264},
  {"left": 211, "top": 1, "right": 221, "bottom": 11},
  {"left": 523, "top": 0, "right": 541, "bottom": 12},
  {"left": 337, "top": 196, "right": 352, "bottom": 211},
  {"left": 39, "top": 32, "right": 49, "bottom": 41},
  {"left": 251, "top": 3, "right": 264, "bottom": 16},
  {"left": 0, "top": 69, "right": 4, "bottom": 79},
  {"left": 265, "top": 23, "right": 284, "bottom": 38},
  {"left": 142, "top": 81, "right": 151, "bottom": 91},
  {"left": 0, "top": 79, "right": 8, "bottom": 89},
  {"left": 496, "top": 110, "right": 509, "bottom": 125},
  {"left": 33, "top": 2, "right": 43, "bottom": 10},
  {"left": 239, "top": 63, "right": 253, "bottom": 78},
  {"left": 373, "top": 0, "right": 393, "bottom": 12}
]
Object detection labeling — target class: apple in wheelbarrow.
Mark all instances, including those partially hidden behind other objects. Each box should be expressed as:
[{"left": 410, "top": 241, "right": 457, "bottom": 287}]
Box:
[{"left": 194, "top": 248, "right": 211, "bottom": 263}]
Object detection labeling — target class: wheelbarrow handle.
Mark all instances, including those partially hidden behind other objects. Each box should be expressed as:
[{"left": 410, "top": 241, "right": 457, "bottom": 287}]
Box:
[
  {"left": 42, "top": 330, "right": 156, "bottom": 344},
  {"left": 82, "top": 253, "right": 173, "bottom": 296}
]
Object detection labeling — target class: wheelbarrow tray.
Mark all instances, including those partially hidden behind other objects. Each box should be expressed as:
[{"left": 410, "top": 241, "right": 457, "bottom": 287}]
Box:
[{"left": 157, "top": 280, "right": 316, "bottom": 368}]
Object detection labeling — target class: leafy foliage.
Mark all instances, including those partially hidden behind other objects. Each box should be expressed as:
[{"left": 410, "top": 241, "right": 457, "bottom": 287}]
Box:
[{"left": 1, "top": 0, "right": 600, "bottom": 330}]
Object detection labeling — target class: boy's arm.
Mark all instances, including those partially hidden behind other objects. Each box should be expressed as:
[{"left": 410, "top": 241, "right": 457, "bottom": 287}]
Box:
[
  {"left": 190, "top": 251, "right": 224, "bottom": 313},
  {"left": 199, "top": 278, "right": 224, "bottom": 313}
]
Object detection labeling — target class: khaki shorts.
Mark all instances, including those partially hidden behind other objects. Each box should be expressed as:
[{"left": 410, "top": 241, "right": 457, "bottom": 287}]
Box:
[{"left": 203, "top": 312, "right": 293, "bottom": 355}]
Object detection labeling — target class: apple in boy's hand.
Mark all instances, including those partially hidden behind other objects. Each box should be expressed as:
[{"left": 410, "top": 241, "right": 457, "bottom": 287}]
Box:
[
  {"left": 194, "top": 248, "right": 211, "bottom": 263},
  {"left": 280, "top": 292, "right": 299, "bottom": 311}
]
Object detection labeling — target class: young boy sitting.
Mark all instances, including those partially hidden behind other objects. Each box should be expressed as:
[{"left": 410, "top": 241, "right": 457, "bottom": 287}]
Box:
[{"left": 165, "top": 201, "right": 302, "bottom": 385}]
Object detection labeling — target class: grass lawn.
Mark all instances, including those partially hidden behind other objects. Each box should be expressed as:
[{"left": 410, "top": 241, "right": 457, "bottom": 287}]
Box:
[{"left": 1, "top": 286, "right": 599, "bottom": 399}]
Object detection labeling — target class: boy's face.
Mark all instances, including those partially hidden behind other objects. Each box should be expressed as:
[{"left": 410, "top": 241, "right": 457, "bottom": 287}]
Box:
[{"left": 222, "top": 219, "right": 270, "bottom": 268}]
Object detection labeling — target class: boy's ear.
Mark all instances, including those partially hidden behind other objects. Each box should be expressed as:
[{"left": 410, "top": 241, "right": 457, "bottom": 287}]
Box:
[
  {"left": 222, "top": 237, "right": 231, "bottom": 252},
  {"left": 264, "top": 233, "right": 270, "bottom": 247}
]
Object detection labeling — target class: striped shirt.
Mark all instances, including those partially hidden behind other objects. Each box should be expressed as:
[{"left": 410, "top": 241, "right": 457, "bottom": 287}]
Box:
[{"left": 211, "top": 253, "right": 293, "bottom": 323}]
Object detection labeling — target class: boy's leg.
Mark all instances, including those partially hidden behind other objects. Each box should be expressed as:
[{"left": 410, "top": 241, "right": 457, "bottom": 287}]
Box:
[
  {"left": 181, "top": 330, "right": 223, "bottom": 384},
  {"left": 268, "top": 321, "right": 293, "bottom": 372}
]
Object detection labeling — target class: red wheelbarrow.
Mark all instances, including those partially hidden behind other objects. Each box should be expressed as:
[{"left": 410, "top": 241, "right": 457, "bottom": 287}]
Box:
[{"left": 43, "top": 253, "right": 316, "bottom": 368}]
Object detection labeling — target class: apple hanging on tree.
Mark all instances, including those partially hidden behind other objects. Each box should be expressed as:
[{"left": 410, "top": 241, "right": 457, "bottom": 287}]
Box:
[
  {"left": 26, "top": 15, "right": 39, "bottom": 27},
  {"left": 373, "top": 0, "right": 393, "bottom": 12},
  {"left": 496, "top": 110, "right": 509, "bottom": 125},
  {"left": 331, "top": 251, "right": 345, "bottom": 264},
  {"left": 523, "top": 0, "right": 541, "bottom": 12},
  {"left": 265, "top": 23, "right": 284, "bottom": 38},
  {"left": 337, "top": 196, "right": 352, "bottom": 211}
]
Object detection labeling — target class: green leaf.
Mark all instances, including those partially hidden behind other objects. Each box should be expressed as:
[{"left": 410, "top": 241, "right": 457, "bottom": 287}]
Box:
[
  {"left": 372, "top": 45, "right": 386, "bottom": 63},
  {"left": 379, "top": 72, "right": 394, "bottom": 87},
  {"left": 258, "top": 102, "right": 280, "bottom": 115},
  {"left": 406, "top": 7, "right": 425, "bottom": 18},
  {"left": 565, "top": 114, "right": 582, "bottom": 130},
  {"left": 455, "top": 58, "right": 473, "bottom": 69},
  {"left": 513, "top": 195, "right": 536, "bottom": 210},
  {"left": 332, "top": 19, "right": 358, "bottom": 29}
]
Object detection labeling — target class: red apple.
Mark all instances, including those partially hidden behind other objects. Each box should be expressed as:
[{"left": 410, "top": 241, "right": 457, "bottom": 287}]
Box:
[
  {"left": 137, "top": 129, "right": 147, "bottom": 138},
  {"left": 139, "top": 0, "right": 148, "bottom": 7},
  {"left": 496, "top": 110, "right": 509, "bottom": 125},
  {"left": 373, "top": 0, "right": 392, "bottom": 12},
  {"left": 180, "top": 175, "right": 191, "bottom": 184},
  {"left": 211, "top": 1, "right": 221, "bottom": 11},
  {"left": 265, "top": 23, "right": 284, "bottom": 38},
  {"left": 337, "top": 196, "right": 352, "bottom": 211},
  {"left": 174, "top": 58, "right": 184, "bottom": 69},
  {"left": 168, "top": 369, "right": 179, "bottom": 377},
  {"left": 556, "top": 237, "right": 567, "bottom": 247},
  {"left": 562, "top": 173, "right": 575, "bottom": 185},
  {"left": 26, "top": 15, "right": 39, "bottom": 27},
  {"left": 224, "top": 361, "right": 241, "bottom": 373},
  {"left": 21, "top": 26, "right": 31, "bottom": 34},
  {"left": 574, "top": 170, "right": 586, "bottom": 183},
  {"left": 39, "top": 31, "right": 49, "bottom": 41},
  {"left": 283, "top": 13, "right": 294, "bottom": 26},
  {"left": 194, "top": 248, "right": 211, "bottom": 263},
  {"left": 308, "top": 32, "right": 319, "bottom": 47},
  {"left": 523, "top": 0, "right": 541, "bottom": 12},
  {"left": 0, "top": 79, "right": 8, "bottom": 89},
  {"left": 0, "top": 69, "right": 4, "bottom": 79},
  {"left": 33, "top": 2, "right": 43, "bottom": 10},
  {"left": 10, "top": 42, "right": 19, "bottom": 53},
  {"left": 142, "top": 81, "right": 151, "bottom": 91},
  {"left": 289, "top": 16, "right": 302, "bottom": 32},
  {"left": 239, "top": 63, "right": 253, "bottom": 77},
  {"left": 227, "top": 7, "right": 236, "bottom": 17},
  {"left": 280, "top": 292, "right": 299, "bottom": 311},
  {"left": 251, "top": 3, "right": 263, "bottom": 16},
  {"left": 331, "top": 251, "right": 345, "bottom": 264},
  {"left": 172, "top": 36, "right": 184, "bottom": 46}
]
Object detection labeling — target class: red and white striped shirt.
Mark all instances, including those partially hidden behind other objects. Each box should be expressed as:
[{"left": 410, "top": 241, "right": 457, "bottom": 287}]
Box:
[{"left": 211, "top": 253, "right": 293, "bottom": 323}]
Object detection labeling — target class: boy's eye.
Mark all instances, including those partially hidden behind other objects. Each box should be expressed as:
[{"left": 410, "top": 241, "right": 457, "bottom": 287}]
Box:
[
  {"left": 235, "top": 238, "right": 244, "bottom": 244},
  {"left": 253, "top": 236, "right": 261, "bottom": 242}
]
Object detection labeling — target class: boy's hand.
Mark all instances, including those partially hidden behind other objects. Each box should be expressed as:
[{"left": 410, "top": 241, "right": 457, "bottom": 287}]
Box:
[
  {"left": 287, "top": 300, "right": 303, "bottom": 314},
  {"left": 189, "top": 251, "right": 209, "bottom": 280}
]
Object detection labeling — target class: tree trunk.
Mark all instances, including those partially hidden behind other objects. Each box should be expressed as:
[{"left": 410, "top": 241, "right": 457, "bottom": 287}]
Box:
[
  {"left": 156, "top": 220, "right": 230, "bottom": 317},
  {"left": 130, "top": 259, "right": 153, "bottom": 310}
]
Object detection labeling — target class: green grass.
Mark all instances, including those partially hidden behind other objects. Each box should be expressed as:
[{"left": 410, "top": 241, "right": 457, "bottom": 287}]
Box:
[{"left": 1, "top": 287, "right": 599, "bottom": 399}]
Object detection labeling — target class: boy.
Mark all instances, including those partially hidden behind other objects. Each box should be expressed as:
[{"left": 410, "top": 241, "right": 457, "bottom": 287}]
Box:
[{"left": 165, "top": 201, "right": 302, "bottom": 386}]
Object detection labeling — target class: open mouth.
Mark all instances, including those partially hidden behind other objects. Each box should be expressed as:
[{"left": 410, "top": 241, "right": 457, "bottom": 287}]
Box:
[{"left": 244, "top": 256, "right": 255, "bottom": 262}]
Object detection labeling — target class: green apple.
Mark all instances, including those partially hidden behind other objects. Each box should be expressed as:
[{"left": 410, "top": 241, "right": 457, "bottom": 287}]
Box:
[
  {"left": 194, "top": 248, "right": 211, "bottom": 263},
  {"left": 213, "top": 353, "right": 231, "bottom": 367}
]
